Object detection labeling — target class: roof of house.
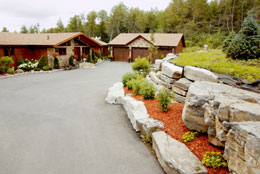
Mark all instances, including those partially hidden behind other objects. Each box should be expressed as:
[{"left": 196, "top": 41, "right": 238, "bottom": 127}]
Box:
[
  {"left": 0, "top": 32, "right": 102, "bottom": 47},
  {"left": 92, "top": 38, "right": 108, "bottom": 46},
  {"left": 109, "top": 33, "right": 184, "bottom": 47}
]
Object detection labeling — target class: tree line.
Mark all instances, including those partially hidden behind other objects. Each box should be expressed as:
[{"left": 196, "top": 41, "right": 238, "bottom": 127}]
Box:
[{"left": 2, "top": 0, "right": 260, "bottom": 47}]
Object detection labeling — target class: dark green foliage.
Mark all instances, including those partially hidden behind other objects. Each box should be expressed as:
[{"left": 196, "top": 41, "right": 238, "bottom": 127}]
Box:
[
  {"left": 140, "top": 81, "right": 156, "bottom": 99},
  {"left": 17, "top": 56, "right": 24, "bottom": 66},
  {"left": 69, "top": 56, "right": 75, "bottom": 66},
  {"left": 54, "top": 57, "right": 60, "bottom": 69},
  {"left": 7, "top": 67, "right": 15, "bottom": 74},
  {"left": 0, "top": 56, "right": 14, "bottom": 74},
  {"left": 87, "top": 52, "right": 92, "bottom": 63},
  {"left": 91, "top": 49, "right": 97, "bottom": 63},
  {"left": 158, "top": 88, "right": 171, "bottom": 112},
  {"left": 227, "top": 12, "right": 260, "bottom": 60},
  {"left": 34, "top": 67, "right": 41, "bottom": 71},
  {"left": 122, "top": 72, "right": 141, "bottom": 86},
  {"left": 222, "top": 32, "right": 235, "bottom": 54},
  {"left": 42, "top": 66, "right": 50, "bottom": 71},
  {"left": 37, "top": 56, "right": 48, "bottom": 69},
  {"left": 132, "top": 57, "right": 151, "bottom": 75}
]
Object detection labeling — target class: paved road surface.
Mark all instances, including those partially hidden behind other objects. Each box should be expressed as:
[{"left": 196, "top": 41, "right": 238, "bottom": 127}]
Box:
[{"left": 0, "top": 62, "right": 164, "bottom": 174}]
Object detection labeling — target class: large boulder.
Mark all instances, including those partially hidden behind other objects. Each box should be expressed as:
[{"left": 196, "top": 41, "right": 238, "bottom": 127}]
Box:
[
  {"left": 136, "top": 118, "right": 164, "bottom": 137},
  {"left": 182, "top": 81, "right": 260, "bottom": 146},
  {"left": 105, "top": 82, "right": 124, "bottom": 104},
  {"left": 225, "top": 122, "right": 260, "bottom": 174},
  {"left": 184, "top": 66, "right": 218, "bottom": 82},
  {"left": 162, "top": 62, "right": 183, "bottom": 79},
  {"left": 121, "top": 96, "right": 149, "bottom": 131},
  {"left": 149, "top": 71, "right": 172, "bottom": 89},
  {"left": 155, "top": 59, "right": 163, "bottom": 70},
  {"left": 174, "top": 78, "right": 193, "bottom": 91},
  {"left": 160, "top": 73, "right": 176, "bottom": 84},
  {"left": 152, "top": 131, "right": 207, "bottom": 174}
]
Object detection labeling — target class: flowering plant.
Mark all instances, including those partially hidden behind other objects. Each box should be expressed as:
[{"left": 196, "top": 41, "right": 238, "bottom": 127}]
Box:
[
  {"left": 71, "top": 54, "right": 78, "bottom": 58},
  {"left": 202, "top": 152, "right": 228, "bottom": 169},
  {"left": 18, "top": 59, "right": 38, "bottom": 71},
  {"left": 51, "top": 52, "right": 59, "bottom": 57},
  {"left": 181, "top": 131, "right": 199, "bottom": 143}
]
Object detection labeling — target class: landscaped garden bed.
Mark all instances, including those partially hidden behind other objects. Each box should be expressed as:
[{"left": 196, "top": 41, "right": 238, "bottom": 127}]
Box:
[{"left": 123, "top": 87, "right": 229, "bottom": 174}]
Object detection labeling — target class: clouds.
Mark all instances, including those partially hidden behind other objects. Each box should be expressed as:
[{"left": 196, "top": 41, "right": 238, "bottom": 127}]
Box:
[{"left": 0, "top": 0, "right": 171, "bottom": 32}]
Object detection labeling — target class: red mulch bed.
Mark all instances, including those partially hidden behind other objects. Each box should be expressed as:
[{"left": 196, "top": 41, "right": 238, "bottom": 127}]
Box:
[{"left": 124, "top": 87, "right": 229, "bottom": 174}]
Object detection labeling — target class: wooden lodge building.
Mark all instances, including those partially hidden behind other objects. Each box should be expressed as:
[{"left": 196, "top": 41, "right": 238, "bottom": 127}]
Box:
[
  {"left": 109, "top": 33, "right": 185, "bottom": 62},
  {"left": 0, "top": 32, "right": 103, "bottom": 66}
]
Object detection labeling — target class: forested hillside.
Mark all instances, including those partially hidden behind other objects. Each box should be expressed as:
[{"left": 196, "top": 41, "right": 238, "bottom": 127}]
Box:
[{"left": 6, "top": 0, "right": 260, "bottom": 47}]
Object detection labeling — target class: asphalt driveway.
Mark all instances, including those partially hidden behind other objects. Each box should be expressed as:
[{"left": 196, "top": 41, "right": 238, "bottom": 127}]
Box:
[{"left": 0, "top": 62, "right": 163, "bottom": 174}]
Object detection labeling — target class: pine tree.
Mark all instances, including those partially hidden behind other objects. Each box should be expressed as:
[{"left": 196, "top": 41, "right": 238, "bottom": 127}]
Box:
[
  {"left": 38, "top": 56, "right": 48, "bottom": 69},
  {"left": 54, "top": 57, "right": 60, "bottom": 69},
  {"left": 222, "top": 31, "right": 235, "bottom": 54},
  {"left": 227, "top": 12, "right": 260, "bottom": 60}
]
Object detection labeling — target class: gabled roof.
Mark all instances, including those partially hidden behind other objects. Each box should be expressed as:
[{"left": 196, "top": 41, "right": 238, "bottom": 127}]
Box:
[
  {"left": 109, "top": 33, "right": 184, "bottom": 47},
  {"left": 92, "top": 38, "right": 108, "bottom": 46},
  {"left": 0, "top": 32, "right": 102, "bottom": 47}
]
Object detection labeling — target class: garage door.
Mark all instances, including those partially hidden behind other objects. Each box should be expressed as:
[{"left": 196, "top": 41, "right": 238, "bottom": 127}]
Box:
[
  {"left": 113, "top": 47, "right": 129, "bottom": 61},
  {"left": 132, "top": 48, "right": 149, "bottom": 62},
  {"left": 158, "top": 48, "right": 173, "bottom": 58}
]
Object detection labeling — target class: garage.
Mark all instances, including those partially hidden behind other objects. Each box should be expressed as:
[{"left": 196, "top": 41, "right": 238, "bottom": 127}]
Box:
[
  {"left": 132, "top": 47, "right": 149, "bottom": 62},
  {"left": 113, "top": 47, "right": 129, "bottom": 61}
]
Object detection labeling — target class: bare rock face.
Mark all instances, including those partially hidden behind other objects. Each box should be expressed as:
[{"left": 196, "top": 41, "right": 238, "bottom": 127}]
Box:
[
  {"left": 182, "top": 81, "right": 260, "bottom": 147},
  {"left": 149, "top": 71, "right": 172, "bottom": 89},
  {"left": 174, "top": 93, "right": 186, "bottom": 103},
  {"left": 225, "top": 122, "right": 260, "bottom": 174},
  {"left": 174, "top": 78, "right": 193, "bottom": 91},
  {"left": 160, "top": 73, "right": 176, "bottom": 84},
  {"left": 162, "top": 62, "right": 183, "bottom": 79},
  {"left": 184, "top": 66, "right": 218, "bottom": 82},
  {"left": 136, "top": 118, "right": 164, "bottom": 137},
  {"left": 155, "top": 59, "right": 163, "bottom": 70},
  {"left": 152, "top": 131, "right": 208, "bottom": 174},
  {"left": 121, "top": 96, "right": 149, "bottom": 132},
  {"left": 105, "top": 82, "right": 125, "bottom": 104}
]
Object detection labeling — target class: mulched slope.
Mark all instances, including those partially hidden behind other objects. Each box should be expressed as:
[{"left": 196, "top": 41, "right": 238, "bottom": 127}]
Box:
[{"left": 124, "top": 87, "right": 229, "bottom": 174}]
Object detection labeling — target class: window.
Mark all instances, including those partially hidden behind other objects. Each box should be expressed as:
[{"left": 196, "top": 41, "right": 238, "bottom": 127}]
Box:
[
  {"left": 82, "top": 47, "right": 89, "bottom": 55},
  {"left": 55, "top": 48, "right": 67, "bottom": 55},
  {"left": 4, "top": 48, "right": 15, "bottom": 56}
]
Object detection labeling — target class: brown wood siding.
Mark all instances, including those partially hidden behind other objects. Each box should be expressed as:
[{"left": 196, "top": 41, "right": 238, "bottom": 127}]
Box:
[
  {"left": 157, "top": 47, "right": 173, "bottom": 58},
  {"left": 0, "top": 48, "right": 4, "bottom": 57},
  {"left": 33, "top": 48, "right": 48, "bottom": 60},
  {"left": 175, "top": 40, "right": 183, "bottom": 54},
  {"left": 132, "top": 47, "right": 149, "bottom": 62},
  {"left": 113, "top": 47, "right": 129, "bottom": 61}
]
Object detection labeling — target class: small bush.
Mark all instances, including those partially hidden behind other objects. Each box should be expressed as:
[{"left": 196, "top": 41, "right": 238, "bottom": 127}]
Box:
[
  {"left": 69, "top": 56, "right": 75, "bottom": 66},
  {"left": 17, "top": 56, "right": 24, "bottom": 66},
  {"left": 158, "top": 54, "right": 164, "bottom": 59},
  {"left": 202, "top": 152, "right": 228, "bottom": 169},
  {"left": 126, "top": 80, "right": 135, "bottom": 90},
  {"left": 54, "top": 57, "right": 60, "bottom": 69},
  {"left": 0, "top": 56, "right": 14, "bottom": 74},
  {"left": 157, "top": 88, "right": 171, "bottom": 112},
  {"left": 181, "top": 131, "right": 199, "bottom": 143},
  {"left": 42, "top": 66, "right": 50, "bottom": 71},
  {"left": 132, "top": 57, "right": 151, "bottom": 75},
  {"left": 122, "top": 72, "right": 141, "bottom": 86},
  {"left": 15, "top": 69, "right": 24, "bottom": 73},
  {"left": 133, "top": 79, "right": 144, "bottom": 95},
  {"left": 140, "top": 81, "right": 156, "bottom": 99},
  {"left": 7, "top": 67, "right": 15, "bottom": 74},
  {"left": 34, "top": 67, "right": 41, "bottom": 71},
  {"left": 37, "top": 56, "right": 48, "bottom": 69}
]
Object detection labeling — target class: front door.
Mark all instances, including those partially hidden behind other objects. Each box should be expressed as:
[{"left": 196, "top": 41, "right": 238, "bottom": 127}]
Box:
[{"left": 74, "top": 47, "right": 81, "bottom": 61}]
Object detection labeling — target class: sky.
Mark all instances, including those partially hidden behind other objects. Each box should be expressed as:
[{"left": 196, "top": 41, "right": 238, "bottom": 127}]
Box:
[{"left": 0, "top": 0, "right": 172, "bottom": 32}]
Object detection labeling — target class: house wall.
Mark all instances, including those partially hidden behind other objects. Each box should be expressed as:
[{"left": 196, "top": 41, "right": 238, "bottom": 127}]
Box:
[
  {"left": 128, "top": 37, "right": 150, "bottom": 48},
  {"left": 175, "top": 39, "right": 183, "bottom": 54},
  {"left": 0, "top": 48, "right": 4, "bottom": 57}
]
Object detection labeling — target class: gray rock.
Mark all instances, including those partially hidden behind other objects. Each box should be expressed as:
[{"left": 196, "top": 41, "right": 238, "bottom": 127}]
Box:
[
  {"left": 174, "top": 78, "right": 193, "bottom": 91},
  {"left": 155, "top": 59, "right": 163, "bottom": 70},
  {"left": 136, "top": 118, "right": 164, "bottom": 137},
  {"left": 121, "top": 96, "right": 149, "bottom": 131},
  {"left": 184, "top": 66, "right": 218, "bottom": 82},
  {"left": 160, "top": 73, "right": 176, "bottom": 84},
  {"left": 105, "top": 82, "right": 125, "bottom": 104},
  {"left": 149, "top": 71, "right": 172, "bottom": 89},
  {"left": 162, "top": 53, "right": 178, "bottom": 62},
  {"left": 174, "top": 93, "right": 186, "bottom": 103},
  {"left": 172, "top": 86, "right": 187, "bottom": 96},
  {"left": 162, "top": 62, "right": 183, "bottom": 79},
  {"left": 152, "top": 131, "right": 208, "bottom": 174}
]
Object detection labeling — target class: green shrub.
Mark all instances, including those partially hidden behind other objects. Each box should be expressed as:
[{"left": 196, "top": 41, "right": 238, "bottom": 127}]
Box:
[
  {"left": 222, "top": 31, "right": 235, "bottom": 54},
  {"left": 226, "top": 12, "right": 260, "bottom": 60},
  {"left": 15, "top": 69, "right": 24, "bottom": 73},
  {"left": 42, "top": 66, "right": 50, "bottom": 71},
  {"left": 17, "top": 56, "right": 24, "bottom": 66},
  {"left": 126, "top": 80, "right": 135, "bottom": 90},
  {"left": 132, "top": 57, "right": 151, "bottom": 75},
  {"left": 7, "top": 67, "right": 15, "bottom": 74},
  {"left": 132, "top": 79, "right": 144, "bottom": 95},
  {"left": 158, "top": 88, "right": 171, "bottom": 112},
  {"left": 34, "top": 67, "right": 41, "bottom": 71},
  {"left": 69, "top": 56, "right": 75, "bottom": 66},
  {"left": 0, "top": 56, "right": 14, "bottom": 74},
  {"left": 202, "top": 152, "right": 228, "bottom": 169},
  {"left": 122, "top": 72, "right": 141, "bottom": 86},
  {"left": 158, "top": 54, "right": 164, "bottom": 59},
  {"left": 140, "top": 81, "right": 156, "bottom": 99},
  {"left": 54, "top": 57, "right": 60, "bottom": 69},
  {"left": 38, "top": 56, "right": 48, "bottom": 69}
]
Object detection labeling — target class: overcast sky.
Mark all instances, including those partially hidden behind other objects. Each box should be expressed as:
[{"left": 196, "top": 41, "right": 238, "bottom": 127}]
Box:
[{"left": 0, "top": 0, "right": 172, "bottom": 32}]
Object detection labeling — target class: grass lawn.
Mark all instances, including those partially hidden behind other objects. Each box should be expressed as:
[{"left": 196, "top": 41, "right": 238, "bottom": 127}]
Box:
[{"left": 172, "top": 50, "right": 260, "bottom": 82}]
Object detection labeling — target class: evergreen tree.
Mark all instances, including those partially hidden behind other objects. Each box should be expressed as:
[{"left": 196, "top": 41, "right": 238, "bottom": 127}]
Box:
[
  {"left": 20, "top": 25, "right": 28, "bottom": 33},
  {"left": 227, "top": 12, "right": 260, "bottom": 60},
  {"left": 54, "top": 57, "right": 60, "bottom": 69},
  {"left": 38, "top": 56, "right": 48, "bottom": 69},
  {"left": 17, "top": 56, "right": 24, "bottom": 66},
  {"left": 2, "top": 27, "right": 9, "bottom": 32},
  {"left": 222, "top": 31, "right": 235, "bottom": 53}
]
